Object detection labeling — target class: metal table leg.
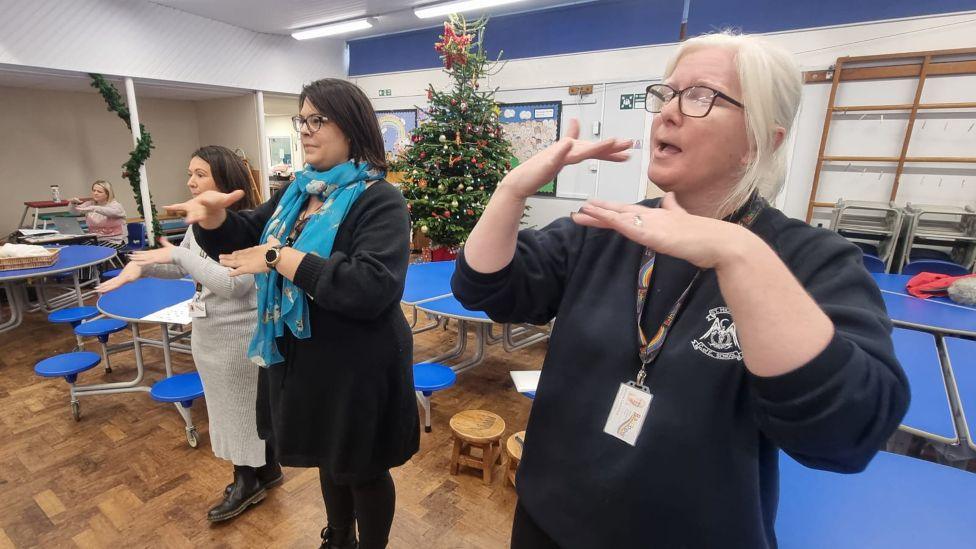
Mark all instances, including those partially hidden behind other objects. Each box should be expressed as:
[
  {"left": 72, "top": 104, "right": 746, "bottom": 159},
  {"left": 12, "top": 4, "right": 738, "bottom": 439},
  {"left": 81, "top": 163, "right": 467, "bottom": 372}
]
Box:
[
  {"left": 452, "top": 322, "right": 488, "bottom": 374},
  {"left": 0, "top": 282, "right": 25, "bottom": 334},
  {"left": 418, "top": 317, "right": 468, "bottom": 364},
  {"left": 73, "top": 323, "right": 149, "bottom": 395}
]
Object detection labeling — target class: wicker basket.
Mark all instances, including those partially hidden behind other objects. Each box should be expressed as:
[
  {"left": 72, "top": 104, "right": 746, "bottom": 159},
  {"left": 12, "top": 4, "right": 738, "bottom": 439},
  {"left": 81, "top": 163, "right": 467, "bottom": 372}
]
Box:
[{"left": 0, "top": 248, "right": 60, "bottom": 271}]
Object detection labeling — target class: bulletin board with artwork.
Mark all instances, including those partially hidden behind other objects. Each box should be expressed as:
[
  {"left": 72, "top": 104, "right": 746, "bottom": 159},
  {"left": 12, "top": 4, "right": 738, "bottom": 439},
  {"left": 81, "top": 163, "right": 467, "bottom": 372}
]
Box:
[
  {"left": 376, "top": 109, "right": 418, "bottom": 161},
  {"left": 498, "top": 101, "right": 562, "bottom": 196}
]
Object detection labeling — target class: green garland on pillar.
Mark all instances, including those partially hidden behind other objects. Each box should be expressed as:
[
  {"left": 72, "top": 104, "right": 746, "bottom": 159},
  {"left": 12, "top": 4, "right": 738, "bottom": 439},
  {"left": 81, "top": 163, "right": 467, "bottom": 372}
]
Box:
[{"left": 89, "top": 73, "right": 162, "bottom": 245}]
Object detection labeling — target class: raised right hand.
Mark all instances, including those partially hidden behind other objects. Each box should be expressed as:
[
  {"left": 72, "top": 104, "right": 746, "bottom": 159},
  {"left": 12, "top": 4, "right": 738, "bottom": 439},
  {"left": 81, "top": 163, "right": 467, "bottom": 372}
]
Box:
[
  {"left": 497, "top": 118, "right": 632, "bottom": 200},
  {"left": 96, "top": 262, "right": 142, "bottom": 294},
  {"left": 164, "top": 189, "right": 244, "bottom": 229}
]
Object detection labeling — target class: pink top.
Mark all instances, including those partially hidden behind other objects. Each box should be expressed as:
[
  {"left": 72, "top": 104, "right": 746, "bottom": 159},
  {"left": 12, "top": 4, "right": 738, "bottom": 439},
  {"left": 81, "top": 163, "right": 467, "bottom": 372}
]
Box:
[{"left": 69, "top": 200, "right": 127, "bottom": 243}]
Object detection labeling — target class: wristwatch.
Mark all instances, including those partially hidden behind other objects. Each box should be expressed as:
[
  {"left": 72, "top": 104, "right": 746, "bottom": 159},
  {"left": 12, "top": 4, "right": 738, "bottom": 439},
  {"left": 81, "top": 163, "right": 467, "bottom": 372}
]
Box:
[{"left": 265, "top": 245, "right": 284, "bottom": 270}]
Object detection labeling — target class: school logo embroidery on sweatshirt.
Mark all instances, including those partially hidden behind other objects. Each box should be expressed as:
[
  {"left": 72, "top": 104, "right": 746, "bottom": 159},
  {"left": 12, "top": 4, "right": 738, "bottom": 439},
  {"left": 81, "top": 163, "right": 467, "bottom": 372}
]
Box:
[{"left": 691, "top": 307, "right": 743, "bottom": 361}]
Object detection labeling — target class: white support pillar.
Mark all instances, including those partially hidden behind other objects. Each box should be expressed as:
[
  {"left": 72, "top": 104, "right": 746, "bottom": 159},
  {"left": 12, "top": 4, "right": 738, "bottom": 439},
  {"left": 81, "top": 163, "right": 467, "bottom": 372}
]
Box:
[
  {"left": 255, "top": 91, "right": 271, "bottom": 201},
  {"left": 124, "top": 77, "right": 156, "bottom": 243}
]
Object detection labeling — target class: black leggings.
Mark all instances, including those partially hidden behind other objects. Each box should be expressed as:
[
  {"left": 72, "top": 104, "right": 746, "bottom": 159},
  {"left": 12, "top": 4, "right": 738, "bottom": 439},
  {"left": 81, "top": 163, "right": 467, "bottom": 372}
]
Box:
[
  {"left": 511, "top": 502, "right": 561, "bottom": 548},
  {"left": 319, "top": 469, "right": 396, "bottom": 549}
]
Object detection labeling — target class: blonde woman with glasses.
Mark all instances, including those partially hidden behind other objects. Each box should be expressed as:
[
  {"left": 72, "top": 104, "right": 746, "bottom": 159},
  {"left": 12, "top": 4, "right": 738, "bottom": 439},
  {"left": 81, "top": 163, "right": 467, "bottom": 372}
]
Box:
[{"left": 452, "top": 31, "right": 910, "bottom": 548}]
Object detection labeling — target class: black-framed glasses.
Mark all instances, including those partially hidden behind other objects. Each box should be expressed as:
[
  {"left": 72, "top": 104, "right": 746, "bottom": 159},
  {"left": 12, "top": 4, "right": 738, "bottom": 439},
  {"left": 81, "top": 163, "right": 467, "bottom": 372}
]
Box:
[
  {"left": 644, "top": 84, "right": 743, "bottom": 118},
  {"left": 292, "top": 114, "right": 330, "bottom": 133}
]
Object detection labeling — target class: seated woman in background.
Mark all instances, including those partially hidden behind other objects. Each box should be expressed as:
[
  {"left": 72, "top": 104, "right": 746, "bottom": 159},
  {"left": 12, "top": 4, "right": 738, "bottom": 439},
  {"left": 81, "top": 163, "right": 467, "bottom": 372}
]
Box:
[
  {"left": 96, "top": 146, "right": 280, "bottom": 523},
  {"left": 69, "top": 180, "right": 127, "bottom": 249}
]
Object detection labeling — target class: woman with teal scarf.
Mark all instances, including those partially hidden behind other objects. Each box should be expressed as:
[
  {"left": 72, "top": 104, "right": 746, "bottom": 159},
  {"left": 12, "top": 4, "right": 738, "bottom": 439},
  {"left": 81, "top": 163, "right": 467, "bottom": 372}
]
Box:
[{"left": 167, "top": 79, "right": 418, "bottom": 549}]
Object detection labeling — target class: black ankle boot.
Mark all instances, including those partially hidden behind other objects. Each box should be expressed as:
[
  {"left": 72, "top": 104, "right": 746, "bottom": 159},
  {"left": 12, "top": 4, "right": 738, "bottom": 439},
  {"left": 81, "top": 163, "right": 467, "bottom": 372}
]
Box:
[
  {"left": 320, "top": 525, "right": 358, "bottom": 549},
  {"left": 224, "top": 463, "right": 282, "bottom": 495},
  {"left": 208, "top": 466, "right": 267, "bottom": 522},
  {"left": 256, "top": 439, "right": 284, "bottom": 490},
  {"left": 257, "top": 461, "right": 283, "bottom": 490}
]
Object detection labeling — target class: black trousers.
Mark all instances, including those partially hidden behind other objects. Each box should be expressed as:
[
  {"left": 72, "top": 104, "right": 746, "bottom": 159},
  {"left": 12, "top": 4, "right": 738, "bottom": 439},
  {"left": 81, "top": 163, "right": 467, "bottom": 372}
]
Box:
[
  {"left": 512, "top": 502, "right": 561, "bottom": 548},
  {"left": 320, "top": 468, "right": 396, "bottom": 549}
]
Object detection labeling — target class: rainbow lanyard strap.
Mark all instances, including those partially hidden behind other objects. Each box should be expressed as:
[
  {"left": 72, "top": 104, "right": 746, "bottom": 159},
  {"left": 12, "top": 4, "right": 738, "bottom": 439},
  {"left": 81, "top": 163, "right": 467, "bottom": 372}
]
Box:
[{"left": 633, "top": 195, "right": 766, "bottom": 387}]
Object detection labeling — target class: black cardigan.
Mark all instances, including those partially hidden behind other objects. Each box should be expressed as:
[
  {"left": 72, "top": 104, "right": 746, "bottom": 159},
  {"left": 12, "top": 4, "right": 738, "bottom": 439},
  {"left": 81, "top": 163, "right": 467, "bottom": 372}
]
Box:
[
  {"left": 194, "top": 182, "right": 419, "bottom": 480},
  {"left": 451, "top": 201, "right": 909, "bottom": 548}
]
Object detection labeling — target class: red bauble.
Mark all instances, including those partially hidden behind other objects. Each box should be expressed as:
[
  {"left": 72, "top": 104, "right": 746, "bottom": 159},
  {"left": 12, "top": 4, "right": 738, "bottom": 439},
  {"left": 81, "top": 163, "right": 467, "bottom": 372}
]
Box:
[
  {"left": 419, "top": 152, "right": 426, "bottom": 159},
  {"left": 466, "top": 209, "right": 474, "bottom": 215},
  {"left": 444, "top": 210, "right": 451, "bottom": 216},
  {"left": 451, "top": 99, "right": 457, "bottom": 105}
]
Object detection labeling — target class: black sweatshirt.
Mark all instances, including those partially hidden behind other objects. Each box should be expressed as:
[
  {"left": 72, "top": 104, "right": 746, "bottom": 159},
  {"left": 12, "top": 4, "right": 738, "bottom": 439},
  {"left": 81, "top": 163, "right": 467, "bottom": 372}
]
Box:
[
  {"left": 193, "top": 182, "right": 419, "bottom": 480},
  {"left": 451, "top": 201, "right": 910, "bottom": 548}
]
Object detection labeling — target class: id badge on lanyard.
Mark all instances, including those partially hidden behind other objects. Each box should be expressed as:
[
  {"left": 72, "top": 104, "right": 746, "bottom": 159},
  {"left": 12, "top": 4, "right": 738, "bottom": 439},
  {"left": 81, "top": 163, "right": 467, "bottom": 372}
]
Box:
[
  {"left": 603, "top": 195, "right": 765, "bottom": 446},
  {"left": 603, "top": 262, "right": 699, "bottom": 447},
  {"left": 187, "top": 249, "right": 210, "bottom": 318},
  {"left": 188, "top": 282, "right": 207, "bottom": 318}
]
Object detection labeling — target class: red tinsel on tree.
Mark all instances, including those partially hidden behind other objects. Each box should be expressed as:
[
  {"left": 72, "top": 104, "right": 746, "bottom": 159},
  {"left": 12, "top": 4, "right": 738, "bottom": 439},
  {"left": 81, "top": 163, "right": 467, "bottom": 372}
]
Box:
[{"left": 434, "top": 22, "right": 472, "bottom": 69}]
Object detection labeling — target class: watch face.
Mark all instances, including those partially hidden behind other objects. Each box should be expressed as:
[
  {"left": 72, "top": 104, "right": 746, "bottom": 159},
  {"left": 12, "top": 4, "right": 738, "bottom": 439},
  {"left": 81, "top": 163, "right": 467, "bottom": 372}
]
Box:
[{"left": 265, "top": 248, "right": 277, "bottom": 263}]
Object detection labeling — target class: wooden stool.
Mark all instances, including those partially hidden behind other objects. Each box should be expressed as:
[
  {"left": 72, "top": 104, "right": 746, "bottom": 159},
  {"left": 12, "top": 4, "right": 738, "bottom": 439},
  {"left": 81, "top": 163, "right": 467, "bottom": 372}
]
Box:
[
  {"left": 505, "top": 431, "right": 525, "bottom": 487},
  {"left": 449, "top": 410, "right": 506, "bottom": 484}
]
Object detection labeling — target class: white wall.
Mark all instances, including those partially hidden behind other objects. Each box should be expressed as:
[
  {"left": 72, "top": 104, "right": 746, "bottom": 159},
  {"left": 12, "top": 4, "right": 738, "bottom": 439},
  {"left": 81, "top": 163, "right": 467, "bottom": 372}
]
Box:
[
  {"left": 355, "top": 11, "right": 976, "bottom": 227},
  {"left": 0, "top": 0, "right": 345, "bottom": 94},
  {"left": 195, "top": 94, "right": 262, "bottom": 173},
  {"left": 0, "top": 85, "right": 202, "bottom": 232}
]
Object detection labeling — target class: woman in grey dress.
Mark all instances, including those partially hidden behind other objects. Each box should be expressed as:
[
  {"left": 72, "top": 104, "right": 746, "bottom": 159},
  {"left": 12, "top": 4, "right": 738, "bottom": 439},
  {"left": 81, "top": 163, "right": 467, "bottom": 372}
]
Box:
[{"left": 97, "top": 146, "right": 282, "bottom": 522}]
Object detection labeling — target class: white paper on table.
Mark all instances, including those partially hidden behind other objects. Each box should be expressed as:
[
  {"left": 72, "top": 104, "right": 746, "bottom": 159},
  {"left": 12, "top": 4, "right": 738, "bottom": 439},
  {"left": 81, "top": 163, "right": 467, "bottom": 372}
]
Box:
[
  {"left": 18, "top": 228, "right": 57, "bottom": 236},
  {"left": 510, "top": 370, "right": 541, "bottom": 393},
  {"left": 141, "top": 299, "right": 193, "bottom": 325}
]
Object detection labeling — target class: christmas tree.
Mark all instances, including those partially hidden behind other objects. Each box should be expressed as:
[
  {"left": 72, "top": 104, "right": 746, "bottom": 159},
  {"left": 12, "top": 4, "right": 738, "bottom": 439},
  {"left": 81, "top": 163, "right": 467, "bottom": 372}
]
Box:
[{"left": 393, "top": 15, "right": 513, "bottom": 251}]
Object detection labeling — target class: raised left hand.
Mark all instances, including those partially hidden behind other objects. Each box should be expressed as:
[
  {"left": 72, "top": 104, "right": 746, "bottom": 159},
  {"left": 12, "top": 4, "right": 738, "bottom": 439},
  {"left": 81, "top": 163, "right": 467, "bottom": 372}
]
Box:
[
  {"left": 129, "top": 237, "right": 177, "bottom": 266},
  {"left": 219, "top": 236, "right": 279, "bottom": 276},
  {"left": 571, "top": 193, "right": 757, "bottom": 270}
]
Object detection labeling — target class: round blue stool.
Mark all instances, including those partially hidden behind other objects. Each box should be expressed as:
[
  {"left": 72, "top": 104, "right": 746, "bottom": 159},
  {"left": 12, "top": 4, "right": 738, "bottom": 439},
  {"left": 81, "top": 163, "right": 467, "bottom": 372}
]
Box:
[
  {"left": 101, "top": 268, "right": 123, "bottom": 280},
  {"left": 74, "top": 318, "right": 128, "bottom": 373},
  {"left": 34, "top": 351, "right": 101, "bottom": 421},
  {"left": 150, "top": 372, "right": 205, "bottom": 447},
  {"left": 414, "top": 363, "right": 457, "bottom": 432},
  {"left": 49, "top": 306, "right": 101, "bottom": 351},
  {"left": 48, "top": 306, "right": 99, "bottom": 326}
]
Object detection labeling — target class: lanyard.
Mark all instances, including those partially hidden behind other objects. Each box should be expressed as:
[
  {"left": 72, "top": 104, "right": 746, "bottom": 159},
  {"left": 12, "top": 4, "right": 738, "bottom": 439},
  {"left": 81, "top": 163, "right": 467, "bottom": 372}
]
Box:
[
  {"left": 633, "top": 195, "right": 766, "bottom": 386},
  {"left": 195, "top": 248, "right": 208, "bottom": 294}
]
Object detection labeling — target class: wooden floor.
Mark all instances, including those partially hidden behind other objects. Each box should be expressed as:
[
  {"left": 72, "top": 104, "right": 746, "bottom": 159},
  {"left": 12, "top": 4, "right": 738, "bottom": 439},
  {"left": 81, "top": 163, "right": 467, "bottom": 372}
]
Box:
[{"left": 0, "top": 300, "right": 545, "bottom": 548}]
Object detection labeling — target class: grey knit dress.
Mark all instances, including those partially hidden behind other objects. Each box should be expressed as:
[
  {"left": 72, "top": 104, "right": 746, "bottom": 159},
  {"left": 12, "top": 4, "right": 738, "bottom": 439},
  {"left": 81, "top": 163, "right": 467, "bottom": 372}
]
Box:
[{"left": 142, "top": 228, "right": 265, "bottom": 466}]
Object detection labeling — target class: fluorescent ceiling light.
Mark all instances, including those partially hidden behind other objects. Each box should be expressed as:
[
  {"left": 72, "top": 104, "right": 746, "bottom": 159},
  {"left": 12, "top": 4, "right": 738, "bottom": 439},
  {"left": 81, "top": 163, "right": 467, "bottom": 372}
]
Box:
[
  {"left": 414, "top": 0, "right": 526, "bottom": 19},
  {"left": 292, "top": 18, "right": 372, "bottom": 40}
]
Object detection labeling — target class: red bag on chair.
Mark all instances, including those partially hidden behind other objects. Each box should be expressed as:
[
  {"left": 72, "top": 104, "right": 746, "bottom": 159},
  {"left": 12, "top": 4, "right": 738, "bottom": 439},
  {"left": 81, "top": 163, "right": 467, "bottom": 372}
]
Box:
[{"left": 906, "top": 272, "right": 976, "bottom": 299}]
